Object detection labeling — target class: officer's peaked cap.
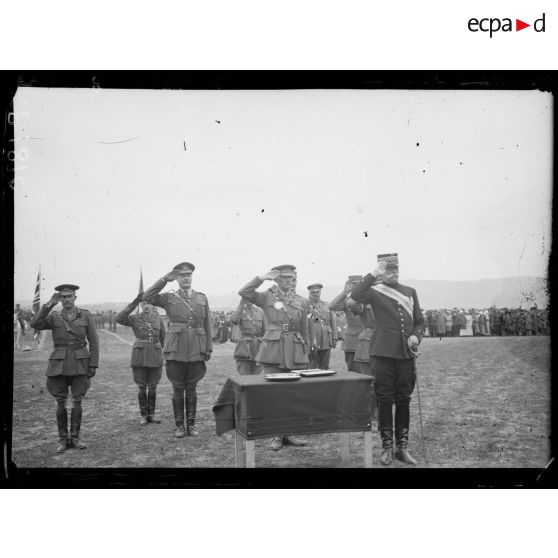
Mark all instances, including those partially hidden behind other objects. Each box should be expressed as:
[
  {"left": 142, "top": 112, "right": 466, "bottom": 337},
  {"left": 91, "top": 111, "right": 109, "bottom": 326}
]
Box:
[
  {"left": 377, "top": 253, "right": 399, "bottom": 266},
  {"left": 55, "top": 284, "right": 80, "bottom": 294},
  {"left": 307, "top": 283, "right": 323, "bottom": 291},
  {"left": 173, "top": 262, "right": 195, "bottom": 273},
  {"left": 271, "top": 264, "right": 296, "bottom": 276}
]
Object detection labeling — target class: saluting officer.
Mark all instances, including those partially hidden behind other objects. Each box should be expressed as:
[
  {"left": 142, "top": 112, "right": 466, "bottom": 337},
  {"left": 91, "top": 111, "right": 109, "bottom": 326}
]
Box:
[
  {"left": 229, "top": 298, "right": 267, "bottom": 375},
  {"left": 29, "top": 284, "right": 99, "bottom": 453},
  {"left": 306, "top": 283, "right": 337, "bottom": 370},
  {"left": 329, "top": 276, "right": 364, "bottom": 372},
  {"left": 239, "top": 264, "right": 310, "bottom": 450},
  {"left": 143, "top": 262, "right": 212, "bottom": 438},
  {"left": 351, "top": 253, "right": 425, "bottom": 466},
  {"left": 346, "top": 297, "right": 377, "bottom": 419},
  {"left": 116, "top": 294, "right": 167, "bottom": 425}
]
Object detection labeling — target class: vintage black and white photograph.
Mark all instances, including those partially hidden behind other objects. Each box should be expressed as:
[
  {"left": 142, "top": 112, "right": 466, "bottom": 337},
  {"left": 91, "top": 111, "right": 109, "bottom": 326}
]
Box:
[{"left": 7, "top": 75, "right": 552, "bottom": 481}]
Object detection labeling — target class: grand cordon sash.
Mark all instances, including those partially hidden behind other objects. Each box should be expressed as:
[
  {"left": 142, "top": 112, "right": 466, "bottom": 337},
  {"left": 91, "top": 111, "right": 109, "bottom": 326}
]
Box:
[{"left": 371, "top": 284, "right": 414, "bottom": 318}]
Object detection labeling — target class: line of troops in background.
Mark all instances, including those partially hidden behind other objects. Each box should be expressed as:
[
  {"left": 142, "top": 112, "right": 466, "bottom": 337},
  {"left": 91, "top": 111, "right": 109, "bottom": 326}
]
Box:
[{"left": 15, "top": 303, "right": 550, "bottom": 350}]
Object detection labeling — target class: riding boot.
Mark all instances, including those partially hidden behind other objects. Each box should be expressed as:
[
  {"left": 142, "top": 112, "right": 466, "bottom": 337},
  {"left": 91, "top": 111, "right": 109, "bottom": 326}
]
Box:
[
  {"left": 138, "top": 389, "right": 148, "bottom": 425},
  {"left": 55, "top": 402, "right": 68, "bottom": 453},
  {"left": 186, "top": 394, "right": 199, "bottom": 437},
  {"left": 172, "top": 394, "right": 186, "bottom": 438},
  {"left": 370, "top": 384, "right": 377, "bottom": 422},
  {"left": 69, "top": 405, "right": 87, "bottom": 449},
  {"left": 147, "top": 391, "right": 161, "bottom": 423},
  {"left": 395, "top": 403, "right": 417, "bottom": 465},
  {"left": 378, "top": 401, "right": 393, "bottom": 465}
]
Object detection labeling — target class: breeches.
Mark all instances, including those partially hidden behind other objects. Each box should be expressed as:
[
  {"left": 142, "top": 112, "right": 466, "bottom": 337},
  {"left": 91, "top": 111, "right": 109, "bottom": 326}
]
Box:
[
  {"left": 132, "top": 367, "right": 162, "bottom": 391},
  {"left": 344, "top": 351, "right": 357, "bottom": 372},
  {"left": 46, "top": 375, "right": 90, "bottom": 403},
  {"left": 371, "top": 356, "right": 416, "bottom": 405},
  {"left": 166, "top": 360, "right": 206, "bottom": 396},
  {"left": 236, "top": 360, "right": 263, "bottom": 375},
  {"left": 310, "top": 349, "right": 331, "bottom": 370}
]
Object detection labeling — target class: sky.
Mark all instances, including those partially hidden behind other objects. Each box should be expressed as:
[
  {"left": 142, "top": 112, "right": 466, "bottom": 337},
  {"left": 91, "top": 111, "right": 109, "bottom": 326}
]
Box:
[{"left": 14, "top": 87, "right": 552, "bottom": 304}]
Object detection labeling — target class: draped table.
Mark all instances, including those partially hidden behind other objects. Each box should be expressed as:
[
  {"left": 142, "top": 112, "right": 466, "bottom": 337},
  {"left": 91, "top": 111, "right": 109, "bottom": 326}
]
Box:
[{"left": 212, "top": 370, "right": 374, "bottom": 467}]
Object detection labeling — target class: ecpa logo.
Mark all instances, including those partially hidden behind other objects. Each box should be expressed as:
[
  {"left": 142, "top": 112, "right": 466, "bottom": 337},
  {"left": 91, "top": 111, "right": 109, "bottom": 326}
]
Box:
[{"left": 468, "top": 13, "right": 546, "bottom": 37}]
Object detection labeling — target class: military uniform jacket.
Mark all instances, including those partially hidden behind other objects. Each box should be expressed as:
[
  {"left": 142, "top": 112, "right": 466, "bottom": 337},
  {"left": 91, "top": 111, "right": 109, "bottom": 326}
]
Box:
[
  {"left": 143, "top": 279, "right": 212, "bottom": 363},
  {"left": 351, "top": 274, "right": 424, "bottom": 360},
  {"left": 347, "top": 298, "right": 376, "bottom": 363},
  {"left": 308, "top": 299, "right": 337, "bottom": 350},
  {"left": 116, "top": 301, "right": 166, "bottom": 368},
  {"left": 30, "top": 305, "right": 99, "bottom": 376},
  {"left": 239, "top": 277, "right": 309, "bottom": 369},
  {"left": 329, "top": 291, "right": 363, "bottom": 352},
  {"left": 230, "top": 304, "right": 267, "bottom": 361}
]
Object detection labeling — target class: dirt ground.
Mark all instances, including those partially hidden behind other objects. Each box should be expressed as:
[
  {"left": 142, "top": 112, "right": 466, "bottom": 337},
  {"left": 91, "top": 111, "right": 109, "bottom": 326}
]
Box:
[{"left": 11, "top": 327, "right": 551, "bottom": 469}]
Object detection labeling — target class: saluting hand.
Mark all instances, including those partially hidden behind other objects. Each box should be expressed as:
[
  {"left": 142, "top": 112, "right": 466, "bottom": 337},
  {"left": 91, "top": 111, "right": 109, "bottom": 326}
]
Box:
[
  {"left": 343, "top": 280, "right": 353, "bottom": 295},
  {"left": 163, "top": 269, "right": 180, "bottom": 282},
  {"left": 261, "top": 270, "right": 281, "bottom": 281},
  {"left": 46, "top": 293, "right": 61, "bottom": 308}
]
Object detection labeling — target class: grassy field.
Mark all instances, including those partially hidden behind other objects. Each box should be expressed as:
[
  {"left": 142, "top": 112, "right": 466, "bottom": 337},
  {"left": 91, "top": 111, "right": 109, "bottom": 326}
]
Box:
[{"left": 11, "top": 327, "right": 551, "bottom": 469}]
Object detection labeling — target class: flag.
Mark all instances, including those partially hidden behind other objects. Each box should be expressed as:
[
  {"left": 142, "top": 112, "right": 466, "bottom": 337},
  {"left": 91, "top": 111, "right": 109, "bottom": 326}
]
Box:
[
  {"left": 32, "top": 267, "right": 41, "bottom": 313},
  {"left": 137, "top": 267, "right": 144, "bottom": 314}
]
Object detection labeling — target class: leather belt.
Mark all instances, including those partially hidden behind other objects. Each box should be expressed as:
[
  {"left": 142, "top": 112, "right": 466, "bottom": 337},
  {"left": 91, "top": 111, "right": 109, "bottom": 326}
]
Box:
[
  {"left": 54, "top": 343, "right": 86, "bottom": 349},
  {"left": 135, "top": 337, "right": 160, "bottom": 344},
  {"left": 268, "top": 323, "right": 300, "bottom": 333},
  {"left": 169, "top": 321, "right": 200, "bottom": 329}
]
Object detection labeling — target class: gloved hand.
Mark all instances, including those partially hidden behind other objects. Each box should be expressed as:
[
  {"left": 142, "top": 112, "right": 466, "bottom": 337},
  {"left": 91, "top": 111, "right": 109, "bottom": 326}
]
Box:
[
  {"left": 204, "top": 352, "right": 212, "bottom": 362},
  {"left": 87, "top": 367, "right": 97, "bottom": 379}
]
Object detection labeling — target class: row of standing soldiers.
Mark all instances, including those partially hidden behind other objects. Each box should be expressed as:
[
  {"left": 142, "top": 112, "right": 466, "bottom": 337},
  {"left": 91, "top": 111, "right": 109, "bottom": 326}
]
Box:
[
  {"left": 30, "top": 257, "right": 422, "bottom": 465},
  {"left": 93, "top": 310, "right": 118, "bottom": 331}
]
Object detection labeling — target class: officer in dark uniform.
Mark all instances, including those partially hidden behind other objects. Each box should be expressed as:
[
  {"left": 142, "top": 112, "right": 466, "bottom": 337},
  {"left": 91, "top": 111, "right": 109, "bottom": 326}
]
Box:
[
  {"left": 229, "top": 298, "right": 267, "bottom": 375},
  {"left": 306, "top": 283, "right": 337, "bottom": 370},
  {"left": 329, "top": 276, "right": 364, "bottom": 372},
  {"left": 116, "top": 295, "right": 167, "bottom": 425},
  {"left": 351, "top": 253, "right": 424, "bottom": 466},
  {"left": 30, "top": 284, "right": 99, "bottom": 453},
  {"left": 143, "top": 262, "right": 212, "bottom": 438},
  {"left": 347, "top": 298, "right": 377, "bottom": 419},
  {"left": 239, "top": 264, "right": 310, "bottom": 450}
]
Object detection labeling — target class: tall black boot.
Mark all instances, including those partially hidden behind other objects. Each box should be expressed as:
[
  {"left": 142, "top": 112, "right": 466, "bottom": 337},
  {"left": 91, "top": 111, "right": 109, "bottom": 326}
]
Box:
[
  {"left": 138, "top": 388, "right": 148, "bottom": 425},
  {"left": 378, "top": 401, "right": 393, "bottom": 465},
  {"left": 186, "top": 394, "right": 199, "bottom": 437},
  {"left": 172, "top": 393, "right": 185, "bottom": 438},
  {"left": 147, "top": 390, "right": 161, "bottom": 423},
  {"left": 55, "top": 401, "right": 68, "bottom": 453},
  {"left": 70, "top": 403, "right": 86, "bottom": 449},
  {"left": 395, "top": 403, "right": 417, "bottom": 465},
  {"left": 370, "top": 381, "right": 377, "bottom": 421}
]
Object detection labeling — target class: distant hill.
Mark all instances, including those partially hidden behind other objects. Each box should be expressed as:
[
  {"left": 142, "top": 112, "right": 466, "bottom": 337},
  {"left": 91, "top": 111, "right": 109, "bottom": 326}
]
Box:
[{"left": 16, "top": 276, "right": 548, "bottom": 311}]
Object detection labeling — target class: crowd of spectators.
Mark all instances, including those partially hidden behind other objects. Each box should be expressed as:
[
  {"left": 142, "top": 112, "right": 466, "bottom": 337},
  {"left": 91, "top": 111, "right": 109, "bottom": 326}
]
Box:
[{"left": 422, "top": 306, "right": 549, "bottom": 337}]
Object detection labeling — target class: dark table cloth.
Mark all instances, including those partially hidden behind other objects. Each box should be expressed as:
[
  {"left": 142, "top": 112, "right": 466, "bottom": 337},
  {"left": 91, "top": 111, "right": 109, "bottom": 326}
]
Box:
[{"left": 212, "top": 371, "right": 372, "bottom": 439}]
